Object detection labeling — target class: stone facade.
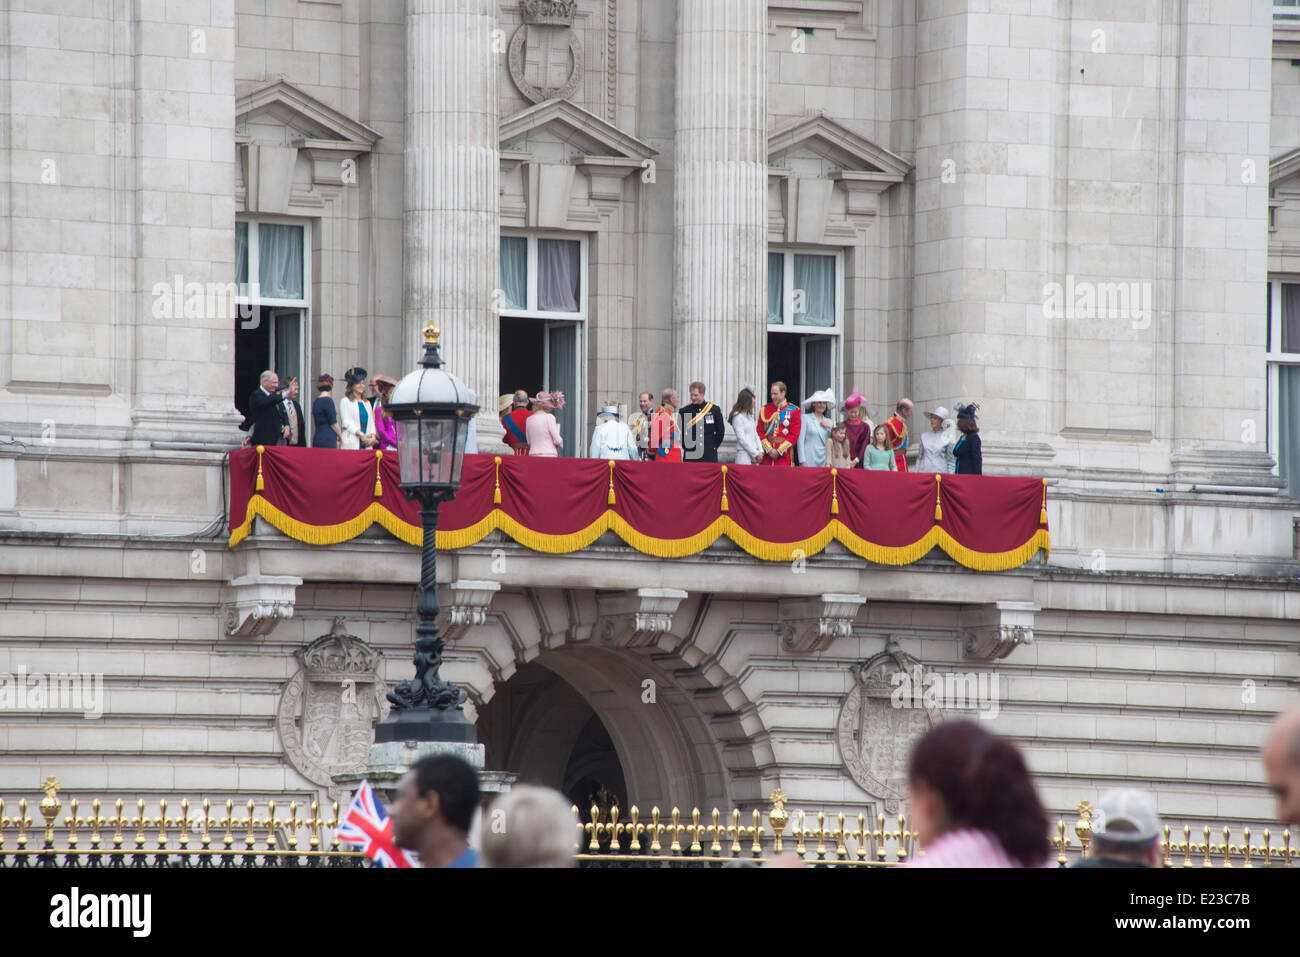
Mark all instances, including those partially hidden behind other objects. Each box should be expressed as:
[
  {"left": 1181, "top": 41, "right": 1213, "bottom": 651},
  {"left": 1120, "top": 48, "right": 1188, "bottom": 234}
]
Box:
[{"left": 0, "top": 0, "right": 1297, "bottom": 829}]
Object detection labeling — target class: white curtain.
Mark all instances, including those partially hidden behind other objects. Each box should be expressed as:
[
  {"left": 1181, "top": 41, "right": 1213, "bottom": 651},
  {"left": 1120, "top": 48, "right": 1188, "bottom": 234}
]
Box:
[
  {"left": 793, "top": 254, "right": 835, "bottom": 327},
  {"left": 768, "top": 252, "right": 783, "bottom": 325},
  {"left": 500, "top": 237, "right": 527, "bottom": 310},
  {"left": 259, "top": 223, "right": 304, "bottom": 300},
  {"left": 538, "top": 239, "right": 580, "bottom": 312},
  {"left": 1280, "top": 366, "right": 1300, "bottom": 499},
  {"left": 236, "top": 221, "right": 249, "bottom": 287}
]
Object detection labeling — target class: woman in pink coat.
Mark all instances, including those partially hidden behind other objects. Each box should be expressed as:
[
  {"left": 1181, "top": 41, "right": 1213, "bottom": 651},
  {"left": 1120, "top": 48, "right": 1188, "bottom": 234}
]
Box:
[{"left": 524, "top": 391, "right": 564, "bottom": 456}]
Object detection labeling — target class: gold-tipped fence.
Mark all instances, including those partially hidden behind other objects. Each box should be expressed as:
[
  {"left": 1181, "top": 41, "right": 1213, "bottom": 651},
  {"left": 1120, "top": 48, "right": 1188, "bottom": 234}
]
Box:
[{"left": 3, "top": 779, "right": 1294, "bottom": 867}]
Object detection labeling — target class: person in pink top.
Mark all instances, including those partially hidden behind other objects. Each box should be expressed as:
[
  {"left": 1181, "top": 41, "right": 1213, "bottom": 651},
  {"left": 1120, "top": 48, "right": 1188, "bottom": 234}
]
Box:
[
  {"left": 372, "top": 374, "right": 399, "bottom": 451},
  {"left": 905, "top": 720, "right": 1051, "bottom": 868},
  {"left": 524, "top": 391, "right": 564, "bottom": 456}
]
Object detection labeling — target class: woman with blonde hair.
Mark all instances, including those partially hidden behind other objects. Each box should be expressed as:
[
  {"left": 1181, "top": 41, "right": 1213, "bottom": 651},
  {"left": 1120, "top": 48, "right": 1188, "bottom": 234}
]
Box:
[{"left": 338, "top": 367, "right": 377, "bottom": 450}]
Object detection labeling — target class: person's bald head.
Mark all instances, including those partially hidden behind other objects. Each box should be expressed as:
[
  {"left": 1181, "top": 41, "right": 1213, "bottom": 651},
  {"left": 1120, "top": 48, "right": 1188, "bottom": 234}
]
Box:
[{"left": 1262, "top": 704, "right": 1300, "bottom": 826}]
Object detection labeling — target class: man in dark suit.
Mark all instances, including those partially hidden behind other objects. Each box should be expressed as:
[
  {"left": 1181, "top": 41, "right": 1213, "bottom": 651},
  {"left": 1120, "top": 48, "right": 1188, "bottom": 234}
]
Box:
[
  {"left": 246, "top": 370, "right": 290, "bottom": 447},
  {"left": 283, "top": 374, "right": 307, "bottom": 446}
]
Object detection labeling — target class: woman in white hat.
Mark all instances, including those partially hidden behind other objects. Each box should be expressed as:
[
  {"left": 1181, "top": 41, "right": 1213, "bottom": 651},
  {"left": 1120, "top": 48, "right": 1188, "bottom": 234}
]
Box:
[
  {"left": 588, "top": 403, "right": 636, "bottom": 460},
  {"left": 915, "top": 405, "right": 957, "bottom": 474},
  {"left": 798, "top": 389, "right": 836, "bottom": 467}
]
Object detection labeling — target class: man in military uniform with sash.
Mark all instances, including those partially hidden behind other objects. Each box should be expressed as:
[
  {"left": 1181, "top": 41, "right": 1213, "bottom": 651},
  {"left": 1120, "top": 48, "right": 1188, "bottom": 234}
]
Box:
[
  {"left": 885, "top": 397, "right": 913, "bottom": 472},
  {"left": 500, "top": 390, "right": 532, "bottom": 455},
  {"left": 678, "top": 380, "right": 726, "bottom": 463},
  {"left": 758, "top": 381, "right": 801, "bottom": 467}
]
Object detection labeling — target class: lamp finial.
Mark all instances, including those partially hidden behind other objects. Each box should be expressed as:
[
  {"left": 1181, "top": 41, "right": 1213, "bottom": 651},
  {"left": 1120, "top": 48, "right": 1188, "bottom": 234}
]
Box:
[{"left": 423, "top": 322, "right": 440, "bottom": 345}]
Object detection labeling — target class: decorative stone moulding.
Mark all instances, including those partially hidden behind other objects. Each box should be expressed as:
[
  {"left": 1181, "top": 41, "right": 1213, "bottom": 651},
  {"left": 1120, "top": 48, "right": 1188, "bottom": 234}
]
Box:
[
  {"left": 596, "top": 588, "right": 689, "bottom": 647},
  {"left": 223, "top": 574, "right": 303, "bottom": 638},
  {"left": 959, "top": 601, "right": 1038, "bottom": 660},
  {"left": 439, "top": 580, "right": 502, "bottom": 640},
  {"left": 778, "top": 593, "right": 867, "bottom": 653},
  {"left": 521, "top": 0, "right": 577, "bottom": 26}
]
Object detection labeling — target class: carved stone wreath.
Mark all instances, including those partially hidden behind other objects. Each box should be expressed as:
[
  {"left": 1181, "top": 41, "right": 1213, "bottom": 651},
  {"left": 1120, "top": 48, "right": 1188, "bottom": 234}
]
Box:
[
  {"left": 836, "top": 639, "right": 942, "bottom": 814},
  {"left": 277, "top": 631, "right": 388, "bottom": 790},
  {"left": 507, "top": 24, "right": 585, "bottom": 104}
]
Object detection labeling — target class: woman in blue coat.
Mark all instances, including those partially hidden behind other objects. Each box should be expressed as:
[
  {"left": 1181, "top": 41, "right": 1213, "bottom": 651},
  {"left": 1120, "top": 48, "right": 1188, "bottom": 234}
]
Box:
[{"left": 953, "top": 402, "right": 982, "bottom": 475}]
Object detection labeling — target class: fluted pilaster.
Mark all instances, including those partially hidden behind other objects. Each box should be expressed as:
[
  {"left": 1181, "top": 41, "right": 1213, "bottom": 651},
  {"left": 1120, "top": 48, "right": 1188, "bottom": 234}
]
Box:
[
  {"left": 406, "top": 0, "right": 499, "bottom": 407},
  {"left": 673, "top": 0, "right": 767, "bottom": 414}
]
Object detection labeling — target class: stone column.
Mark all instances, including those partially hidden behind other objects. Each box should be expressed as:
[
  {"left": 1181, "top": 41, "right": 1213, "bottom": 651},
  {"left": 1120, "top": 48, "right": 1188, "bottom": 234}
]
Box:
[
  {"left": 673, "top": 0, "right": 767, "bottom": 418},
  {"left": 406, "top": 0, "right": 499, "bottom": 415}
]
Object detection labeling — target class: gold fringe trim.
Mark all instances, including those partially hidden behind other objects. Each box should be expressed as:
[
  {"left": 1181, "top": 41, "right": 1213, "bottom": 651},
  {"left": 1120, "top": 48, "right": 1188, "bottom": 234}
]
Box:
[{"left": 228, "top": 493, "right": 1053, "bottom": 571}]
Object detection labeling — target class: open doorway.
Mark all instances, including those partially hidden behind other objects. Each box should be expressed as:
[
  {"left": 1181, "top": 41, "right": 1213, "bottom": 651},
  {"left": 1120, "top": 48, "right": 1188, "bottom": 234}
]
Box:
[
  {"left": 766, "top": 332, "right": 835, "bottom": 405},
  {"left": 234, "top": 306, "right": 308, "bottom": 431},
  {"left": 498, "top": 317, "right": 582, "bottom": 455}
]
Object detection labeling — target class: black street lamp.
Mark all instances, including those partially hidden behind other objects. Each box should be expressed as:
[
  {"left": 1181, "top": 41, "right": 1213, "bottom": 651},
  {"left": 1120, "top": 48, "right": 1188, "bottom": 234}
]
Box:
[{"left": 372, "top": 322, "right": 480, "bottom": 744}]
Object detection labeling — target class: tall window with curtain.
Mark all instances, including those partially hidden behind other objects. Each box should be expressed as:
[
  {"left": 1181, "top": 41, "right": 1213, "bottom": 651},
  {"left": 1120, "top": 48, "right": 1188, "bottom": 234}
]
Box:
[
  {"left": 498, "top": 233, "right": 586, "bottom": 319},
  {"left": 768, "top": 249, "right": 841, "bottom": 331},
  {"left": 1268, "top": 282, "right": 1300, "bottom": 498}
]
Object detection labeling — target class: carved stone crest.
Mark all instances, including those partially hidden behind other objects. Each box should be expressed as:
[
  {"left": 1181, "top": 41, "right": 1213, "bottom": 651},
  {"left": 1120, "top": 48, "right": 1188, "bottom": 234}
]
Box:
[
  {"left": 836, "top": 638, "right": 941, "bottom": 814},
  {"left": 508, "top": 1, "right": 584, "bottom": 105},
  {"left": 278, "top": 625, "right": 388, "bottom": 790}
]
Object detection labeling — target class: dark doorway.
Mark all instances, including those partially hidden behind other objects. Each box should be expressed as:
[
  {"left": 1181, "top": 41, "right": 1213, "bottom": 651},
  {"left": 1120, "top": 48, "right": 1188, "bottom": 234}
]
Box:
[
  {"left": 499, "top": 317, "right": 546, "bottom": 399},
  {"left": 767, "top": 332, "right": 801, "bottom": 401},
  {"left": 562, "top": 714, "right": 629, "bottom": 817},
  {"left": 234, "top": 307, "right": 271, "bottom": 419}
]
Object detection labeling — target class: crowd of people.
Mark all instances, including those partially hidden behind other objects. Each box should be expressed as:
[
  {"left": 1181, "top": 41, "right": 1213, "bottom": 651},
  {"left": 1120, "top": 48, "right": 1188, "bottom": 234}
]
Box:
[
  {"left": 239, "top": 366, "right": 479, "bottom": 453},
  {"left": 385, "top": 702, "right": 1300, "bottom": 869},
  {"left": 504, "top": 382, "right": 985, "bottom": 474},
  {"left": 242, "top": 369, "right": 982, "bottom": 474}
]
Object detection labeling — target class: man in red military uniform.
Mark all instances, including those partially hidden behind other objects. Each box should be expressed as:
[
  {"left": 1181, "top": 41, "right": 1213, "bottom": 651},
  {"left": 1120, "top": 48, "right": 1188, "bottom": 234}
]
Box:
[
  {"left": 884, "top": 397, "right": 913, "bottom": 472},
  {"left": 757, "top": 381, "right": 801, "bottom": 466},
  {"left": 500, "top": 390, "right": 532, "bottom": 455}
]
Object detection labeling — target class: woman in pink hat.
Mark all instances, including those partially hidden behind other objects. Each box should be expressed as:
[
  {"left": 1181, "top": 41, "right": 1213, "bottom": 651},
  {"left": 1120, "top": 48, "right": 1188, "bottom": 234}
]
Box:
[
  {"left": 524, "top": 391, "right": 564, "bottom": 457},
  {"left": 842, "top": 390, "right": 874, "bottom": 469}
]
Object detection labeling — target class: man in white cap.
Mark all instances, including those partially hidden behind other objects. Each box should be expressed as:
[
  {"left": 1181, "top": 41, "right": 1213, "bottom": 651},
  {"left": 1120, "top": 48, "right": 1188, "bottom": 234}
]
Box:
[
  {"left": 915, "top": 405, "right": 957, "bottom": 473},
  {"left": 589, "top": 402, "right": 637, "bottom": 460},
  {"left": 1068, "top": 789, "right": 1163, "bottom": 868}
]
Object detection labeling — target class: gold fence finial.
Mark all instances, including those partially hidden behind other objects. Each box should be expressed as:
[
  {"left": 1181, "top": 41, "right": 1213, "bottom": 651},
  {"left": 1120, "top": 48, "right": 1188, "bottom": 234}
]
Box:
[
  {"left": 1074, "top": 800, "right": 1094, "bottom": 857},
  {"left": 39, "top": 777, "right": 61, "bottom": 845},
  {"left": 769, "top": 789, "right": 788, "bottom": 854}
]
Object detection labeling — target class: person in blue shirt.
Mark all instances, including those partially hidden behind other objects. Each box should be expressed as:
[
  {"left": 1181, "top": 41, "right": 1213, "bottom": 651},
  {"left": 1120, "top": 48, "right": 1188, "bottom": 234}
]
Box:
[
  {"left": 389, "top": 754, "right": 481, "bottom": 868},
  {"left": 953, "top": 402, "right": 982, "bottom": 475}
]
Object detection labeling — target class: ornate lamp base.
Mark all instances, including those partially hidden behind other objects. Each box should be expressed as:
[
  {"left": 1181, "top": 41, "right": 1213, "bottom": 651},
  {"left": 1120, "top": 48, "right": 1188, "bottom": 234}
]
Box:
[{"left": 373, "top": 706, "right": 477, "bottom": 744}]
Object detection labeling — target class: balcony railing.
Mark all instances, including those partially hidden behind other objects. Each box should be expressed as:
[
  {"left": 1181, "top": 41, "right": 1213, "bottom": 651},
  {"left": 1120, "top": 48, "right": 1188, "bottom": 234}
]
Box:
[{"left": 228, "top": 448, "right": 1051, "bottom": 571}]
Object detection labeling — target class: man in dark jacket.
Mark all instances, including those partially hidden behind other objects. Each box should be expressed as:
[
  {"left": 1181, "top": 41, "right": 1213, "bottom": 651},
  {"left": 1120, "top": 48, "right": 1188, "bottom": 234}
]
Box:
[
  {"left": 1069, "top": 789, "right": 1163, "bottom": 868},
  {"left": 282, "top": 374, "right": 307, "bottom": 446},
  {"left": 246, "top": 370, "right": 289, "bottom": 447},
  {"left": 678, "top": 381, "right": 726, "bottom": 463}
]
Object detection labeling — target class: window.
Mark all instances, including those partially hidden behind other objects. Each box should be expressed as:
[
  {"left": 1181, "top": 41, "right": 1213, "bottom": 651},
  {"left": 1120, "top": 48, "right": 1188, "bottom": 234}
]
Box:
[
  {"left": 1277, "top": 0, "right": 1300, "bottom": 19},
  {"left": 767, "top": 249, "right": 841, "bottom": 330},
  {"left": 767, "top": 248, "right": 843, "bottom": 412},
  {"left": 234, "top": 217, "right": 312, "bottom": 432},
  {"left": 499, "top": 232, "right": 588, "bottom": 455},
  {"left": 1267, "top": 282, "right": 1300, "bottom": 497},
  {"left": 499, "top": 232, "right": 587, "bottom": 320}
]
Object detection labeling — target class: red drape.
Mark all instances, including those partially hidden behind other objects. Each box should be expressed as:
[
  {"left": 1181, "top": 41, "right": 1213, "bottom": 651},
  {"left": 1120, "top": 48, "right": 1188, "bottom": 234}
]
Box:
[{"left": 229, "top": 448, "right": 1049, "bottom": 570}]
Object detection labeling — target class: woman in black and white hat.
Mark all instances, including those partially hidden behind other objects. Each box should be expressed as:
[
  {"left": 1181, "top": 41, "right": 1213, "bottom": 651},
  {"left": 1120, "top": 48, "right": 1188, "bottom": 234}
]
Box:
[
  {"left": 953, "top": 403, "right": 982, "bottom": 475},
  {"left": 339, "top": 366, "right": 377, "bottom": 450}
]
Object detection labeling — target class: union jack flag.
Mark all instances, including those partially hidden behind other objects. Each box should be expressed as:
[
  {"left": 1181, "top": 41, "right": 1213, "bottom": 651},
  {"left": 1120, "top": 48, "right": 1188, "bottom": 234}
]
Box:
[{"left": 337, "top": 779, "right": 414, "bottom": 868}]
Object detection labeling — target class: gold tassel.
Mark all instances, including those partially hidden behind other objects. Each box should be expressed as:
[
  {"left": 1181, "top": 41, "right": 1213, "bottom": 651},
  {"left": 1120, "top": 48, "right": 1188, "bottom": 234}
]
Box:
[
  {"left": 607, "top": 460, "right": 616, "bottom": 506},
  {"left": 493, "top": 456, "right": 502, "bottom": 505},
  {"left": 830, "top": 468, "right": 839, "bottom": 515},
  {"left": 1040, "top": 477, "right": 1048, "bottom": 526},
  {"left": 934, "top": 474, "right": 942, "bottom": 522},
  {"left": 255, "top": 445, "right": 265, "bottom": 491},
  {"left": 373, "top": 450, "right": 383, "bottom": 497},
  {"left": 720, "top": 465, "right": 729, "bottom": 513}
]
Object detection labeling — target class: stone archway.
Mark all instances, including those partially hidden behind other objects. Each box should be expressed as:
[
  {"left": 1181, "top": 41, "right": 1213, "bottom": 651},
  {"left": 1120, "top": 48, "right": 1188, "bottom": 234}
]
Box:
[{"left": 445, "top": 589, "right": 767, "bottom": 812}]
